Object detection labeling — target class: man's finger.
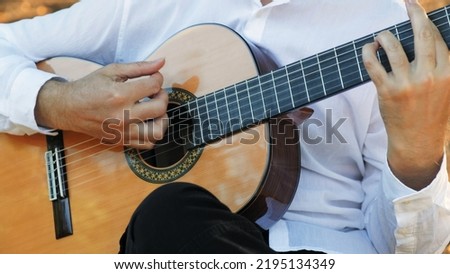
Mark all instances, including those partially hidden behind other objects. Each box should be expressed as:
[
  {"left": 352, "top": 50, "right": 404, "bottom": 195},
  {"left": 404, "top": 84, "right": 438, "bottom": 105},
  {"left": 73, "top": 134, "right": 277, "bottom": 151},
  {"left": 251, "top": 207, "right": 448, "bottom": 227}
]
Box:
[
  {"left": 125, "top": 115, "right": 169, "bottom": 149},
  {"left": 132, "top": 89, "right": 169, "bottom": 121},
  {"left": 362, "top": 41, "right": 389, "bottom": 88},
  {"left": 124, "top": 71, "right": 165, "bottom": 100},
  {"left": 102, "top": 58, "right": 165, "bottom": 81},
  {"left": 406, "top": 0, "right": 436, "bottom": 70},
  {"left": 430, "top": 23, "right": 450, "bottom": 69},
  {"left": 375, "top": 30, "right": 409, "bottom": 77}
]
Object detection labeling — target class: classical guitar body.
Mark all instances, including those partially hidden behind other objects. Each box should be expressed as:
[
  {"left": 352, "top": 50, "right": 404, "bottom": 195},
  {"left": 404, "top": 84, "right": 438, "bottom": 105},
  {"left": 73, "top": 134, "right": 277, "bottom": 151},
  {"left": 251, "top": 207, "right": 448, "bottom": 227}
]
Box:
[{"left": 0, "top": 25, "right": 302, "bottom": 253}]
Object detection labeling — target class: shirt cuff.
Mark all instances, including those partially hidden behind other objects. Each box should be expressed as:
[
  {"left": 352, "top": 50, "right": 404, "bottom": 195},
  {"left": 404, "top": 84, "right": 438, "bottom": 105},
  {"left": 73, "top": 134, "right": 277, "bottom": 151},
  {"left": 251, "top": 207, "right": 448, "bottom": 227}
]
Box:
[
  {"left": 9, "top": 67, "right": 62, "bottom": 135},
  {"left": 382, "top": 153, "right": 449, "bottom": 253},
  {"left": 382, "top": 152, "right": 448, "bottom": 203}
]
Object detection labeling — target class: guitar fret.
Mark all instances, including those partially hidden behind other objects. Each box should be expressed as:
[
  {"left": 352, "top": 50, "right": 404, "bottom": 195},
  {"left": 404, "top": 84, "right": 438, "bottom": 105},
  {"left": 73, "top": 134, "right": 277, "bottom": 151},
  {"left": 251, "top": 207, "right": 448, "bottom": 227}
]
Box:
[
  {"left": 372, "top": 32, "right": 382, "bottom": 62},
  {"left": 284, "top": 66, "right": 295, "bottom": 108},
  {"left": 373, "top": 32, "right": 390, "bottom": 72},
  {"left": 336, "top": 42, "right": 361, "bottom": 89},
  {"left": 394, "top": 24, "right": 400, "bottom": 40},
  {"left": 245, "top": 79, "right": 256, "bottom": 123},
  {"left": 271, "top": 71, "right": 281, "bottom": 114},
  {"left": 204, "top": 94, "right": 223, "bottom": 141},
  {"left": 197, "top": 98, "right": 207, "bottom": 144},
  {"left": 187, "top": 100, "right": 202, "bottom": 146},
  {"left": 316, "top": 54, "right": 327, "bottom": 96},
  {"left": 260, "top": 74, "right": 278, "bottom": 118},
  {"left": 258, "top": 76, "right": 267, "bottom": 118},
  {"left": 334, "top": 47, "right": 345, "bottom": 90},
  {"left": 230, "top": 88, "right": 241, "bottom": 133},
  {"left": 224, "top": 90, "right": 231, "bottom": 121},
  {"left": 247, "top": 77, "right": 265, "bottom": 121},
  {"left": 352, "top": 40, "right": 364, "bottom": 82},
  {"left": 303, "top": 56, "right": 324, "bottom": 101},
  {"left": 273, "top": 68, "right": 293, "bottom": 113},
  {"left": 223, "top": 87, "right": 232, "bottom": 134},
  {"left": 319, "top": 50, "right": 342, "bottom": 97},
  {"left": 215, "top": 89, "right": 229, "bottom": 136},
  {"left": 213, "top": 91, "right": 224, "bottom": 136},
  {"left": 234, "top": 84, "right": 243, "bottom": 127},
  {"left": 299, "top": 60, "right": 311, "bottom": 102},
  {"left": 203, "top": 95, "right": 211, "bottom": 139},
  {"left": 236, "top": 81, "right": 253, "bottom": 125},
  {"left": 286, "top": 62, "right": 309, "bottom": 107},
  {"left": 446, "top": 7, "right": 450, "bottom": 29},
  {"left": 353, "top": 36, "right": 373, "bottom": 81}
]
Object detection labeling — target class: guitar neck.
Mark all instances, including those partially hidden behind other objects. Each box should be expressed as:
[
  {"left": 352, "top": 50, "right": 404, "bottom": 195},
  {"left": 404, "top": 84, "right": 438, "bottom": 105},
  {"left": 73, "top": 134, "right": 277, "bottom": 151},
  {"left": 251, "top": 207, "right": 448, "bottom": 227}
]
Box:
[{"left": 187, "top": 5, "right": 450, "bottom": 147}]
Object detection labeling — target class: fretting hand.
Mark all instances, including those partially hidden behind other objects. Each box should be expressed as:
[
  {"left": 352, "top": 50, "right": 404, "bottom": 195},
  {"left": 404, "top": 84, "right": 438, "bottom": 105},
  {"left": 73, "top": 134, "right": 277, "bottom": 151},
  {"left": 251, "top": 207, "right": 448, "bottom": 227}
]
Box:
[{"left": 362, "top": 0, "right": 450, "bottom": 190}]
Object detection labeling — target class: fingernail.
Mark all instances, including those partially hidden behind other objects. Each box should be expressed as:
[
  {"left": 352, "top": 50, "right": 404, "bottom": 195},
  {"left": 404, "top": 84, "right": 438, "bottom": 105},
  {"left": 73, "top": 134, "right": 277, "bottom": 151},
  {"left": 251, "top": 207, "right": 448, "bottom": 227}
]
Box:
[
  {"left": 145, "top": 58, "right": 164, "bottom": 64},
  {"left": 155, "top": 57, "right": 165, "bottom": 63}
]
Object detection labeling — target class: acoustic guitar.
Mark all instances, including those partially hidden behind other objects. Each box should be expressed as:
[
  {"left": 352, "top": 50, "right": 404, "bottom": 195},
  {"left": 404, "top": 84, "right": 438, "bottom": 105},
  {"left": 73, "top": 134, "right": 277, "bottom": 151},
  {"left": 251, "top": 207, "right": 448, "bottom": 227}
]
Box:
[
  {"left": 1, "top": 5, "right": 449, "bottom": 253},
  {"left": 0, "top": 24, "right": 309, "bottom": 253}
]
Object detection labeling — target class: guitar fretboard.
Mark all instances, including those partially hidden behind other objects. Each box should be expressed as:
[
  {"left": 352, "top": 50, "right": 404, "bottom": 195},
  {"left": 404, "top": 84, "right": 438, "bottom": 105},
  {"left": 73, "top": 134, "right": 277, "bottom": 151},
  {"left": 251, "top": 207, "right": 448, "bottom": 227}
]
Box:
[{"left": 186, "top": 5, "right": 450, "bottom": 147}]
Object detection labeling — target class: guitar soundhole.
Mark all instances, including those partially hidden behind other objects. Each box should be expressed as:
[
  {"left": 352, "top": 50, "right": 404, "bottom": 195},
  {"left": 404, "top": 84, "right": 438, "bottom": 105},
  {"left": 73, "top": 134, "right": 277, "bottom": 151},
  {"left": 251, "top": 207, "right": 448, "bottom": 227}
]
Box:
[
  {"left": 139, "top": 102, "right": 192, "bottom": 168},
  {"left": 124, "top": 88, "right": 203, "bottom": 183}
]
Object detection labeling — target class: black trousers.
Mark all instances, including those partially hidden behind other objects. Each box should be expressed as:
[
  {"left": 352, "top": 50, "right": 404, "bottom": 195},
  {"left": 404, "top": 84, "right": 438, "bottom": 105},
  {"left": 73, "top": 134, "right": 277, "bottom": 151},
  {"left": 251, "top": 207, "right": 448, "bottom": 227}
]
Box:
[{"left": 119, "top": 182, "right": 322, "bottom": 254}]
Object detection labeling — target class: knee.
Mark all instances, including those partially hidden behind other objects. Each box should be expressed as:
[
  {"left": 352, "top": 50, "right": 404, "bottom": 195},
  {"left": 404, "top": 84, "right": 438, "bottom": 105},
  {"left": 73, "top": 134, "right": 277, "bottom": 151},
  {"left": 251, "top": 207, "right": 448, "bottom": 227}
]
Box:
[
  {"left": 140, "top": 182, "right": 210, "bottom": 209},
  {"left": 133, "top": 182, "right": 228, "bottom": 220}
]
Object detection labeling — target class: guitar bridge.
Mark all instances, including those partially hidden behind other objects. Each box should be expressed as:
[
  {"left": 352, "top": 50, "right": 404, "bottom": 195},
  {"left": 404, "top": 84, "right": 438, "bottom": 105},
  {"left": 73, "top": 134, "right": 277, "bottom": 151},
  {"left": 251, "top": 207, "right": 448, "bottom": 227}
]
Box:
[
  {"left": 45, "top": 148, "right": 66, "bottom": 201},
  {"left": 45, "top": 131, "right": 73, "bottom": 239}
]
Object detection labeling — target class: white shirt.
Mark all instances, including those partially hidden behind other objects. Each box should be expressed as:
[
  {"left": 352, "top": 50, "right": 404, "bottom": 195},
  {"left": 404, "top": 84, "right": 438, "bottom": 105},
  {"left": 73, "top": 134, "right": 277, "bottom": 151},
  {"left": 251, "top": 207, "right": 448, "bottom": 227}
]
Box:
[{"left": 0, "top": 0, "right": 449, "bottom": 253}]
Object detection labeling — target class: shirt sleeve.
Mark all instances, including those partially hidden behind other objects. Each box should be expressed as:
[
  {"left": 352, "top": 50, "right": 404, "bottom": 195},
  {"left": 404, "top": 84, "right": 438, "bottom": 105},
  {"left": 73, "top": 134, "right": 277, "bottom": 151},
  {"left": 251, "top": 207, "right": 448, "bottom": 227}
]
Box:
[
  {"left": 0, "top": 47, "right": 58, "bottom": 134},
  {"left": 362, "top": 94, "right": 450, "bottom": 254},
  {"left": 383, "top": 155, "right": 450, "bottom": 253},
  {"left": 0, "top": 0, "right": 124, "bottom": 135}
]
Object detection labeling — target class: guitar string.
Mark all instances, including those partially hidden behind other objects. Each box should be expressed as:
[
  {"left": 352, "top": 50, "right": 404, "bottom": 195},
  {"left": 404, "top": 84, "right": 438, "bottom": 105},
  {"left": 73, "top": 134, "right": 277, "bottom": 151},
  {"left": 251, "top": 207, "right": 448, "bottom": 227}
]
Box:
[
  {"left": 45, "top": 16, "right": 446, "bottom": 188},
  {"left": 125, "top": 13, "right": 450, "bottom": 150},
  {"left": 61, "top": 18, "right": 417, "bottom": 155},
  {"left": 133, "top": 7, "right": 450, "bottom": 136},
  {"left": 45, "top": 13, "right": 450, "bottom": 187},
  {"left": 54, "top": 24, "right": 450, "bottom": 193},
  {"left": 58, "top": 8, "right": 449, "bottom": 200},
  {"left": 55, "top": 53, "right": 423, "bottom": 190},
  {"left": 52, "top": 6, "right": 450, "bottom": 159}
]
